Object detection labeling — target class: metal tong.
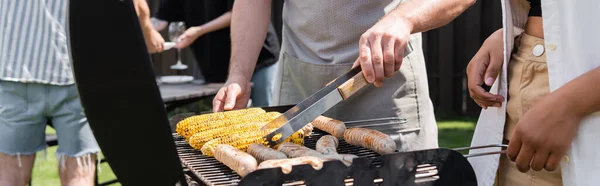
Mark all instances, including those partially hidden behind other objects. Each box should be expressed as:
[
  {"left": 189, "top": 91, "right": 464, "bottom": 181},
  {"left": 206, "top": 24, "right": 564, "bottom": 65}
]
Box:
[{"left": 454, "top": 144, "right": 508, "bottom": 158}]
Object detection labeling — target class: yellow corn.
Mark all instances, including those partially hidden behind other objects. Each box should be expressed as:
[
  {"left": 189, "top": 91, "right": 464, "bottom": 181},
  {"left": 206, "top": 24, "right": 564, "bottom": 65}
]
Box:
[
  {"left": 188, "top": 121, "right": 268, "bottom": 149},
  {"left": 200, "top": 128, "right": 308, "bottom": 156},
  {"left": 180, "top": 109, "right": 270, "bottom": 139},
  {"left": 184, "top": 112, "right": 280, "bottom": 140},
  {"left": 176, "top": 108, "right": 266, "bottom": 138}
]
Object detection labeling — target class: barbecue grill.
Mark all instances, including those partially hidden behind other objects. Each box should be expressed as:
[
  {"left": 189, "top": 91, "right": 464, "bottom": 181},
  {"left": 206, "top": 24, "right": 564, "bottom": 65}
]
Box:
[
  {"left": 170, "top": 106, "right": 480, "bottom": 186},
  {"left": 68, "top": 1, "right": 502, "bottom": 186}
]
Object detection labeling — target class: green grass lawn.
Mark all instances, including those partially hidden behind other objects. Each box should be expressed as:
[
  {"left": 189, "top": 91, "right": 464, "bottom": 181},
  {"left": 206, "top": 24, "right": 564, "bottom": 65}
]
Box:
[
  {"left": 32, "top": 118, "right": 475, "bottom": 185},
  {"left": 437, "top": 119, "right": 477, "bottom": 148}
]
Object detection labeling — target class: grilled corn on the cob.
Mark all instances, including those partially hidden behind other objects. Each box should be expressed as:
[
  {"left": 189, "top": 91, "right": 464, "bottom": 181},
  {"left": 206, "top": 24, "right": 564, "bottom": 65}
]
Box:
[
  {"left": 200, "top": 127, "right": 310, "bottom": 156},
  {"left": 188, "top": 121, "right": 268, "bottom": 149},
  {"left": 175, "top": 108, "right": 266, "bottom": 138},
  {"left": 182, "top": 110, "right": 277, "bottom": 140}
]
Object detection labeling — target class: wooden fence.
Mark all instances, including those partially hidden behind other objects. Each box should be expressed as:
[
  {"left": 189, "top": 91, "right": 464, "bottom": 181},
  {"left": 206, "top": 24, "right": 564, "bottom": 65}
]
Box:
[{"left": 146, "top": 0, "right": 502, "bottom": 117}]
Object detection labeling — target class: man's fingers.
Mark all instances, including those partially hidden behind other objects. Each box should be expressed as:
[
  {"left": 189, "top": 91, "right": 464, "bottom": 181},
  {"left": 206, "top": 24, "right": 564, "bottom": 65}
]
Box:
[
  {"left": 212, "top": 88, "right": 227, "bottom": 112},
  {"left": 382, "top": 35, "right": 396, "bottom": 78},
  {"left": 369, "top": 35, "right": 385, "bottom": 87},
  {"left": 359, "top": 37, "right": 375, "bottom": 83},
  {"left": 531, "top": 150, "right": 550, "bottom": 171},
  {"left": 224, "top": 84, "right": 241, "bottom": 110},
  {"left": 507, "top": 134, "right": 522, "bottom": 161},
  {"left": 544, "top": 152, "right": 562, "bottom": 171},
  {"left": 394, "top": 38, "right": 405, "bottom": 72},
  {"left": 514, "top": 145, "right": 534, "bottom": 172}
]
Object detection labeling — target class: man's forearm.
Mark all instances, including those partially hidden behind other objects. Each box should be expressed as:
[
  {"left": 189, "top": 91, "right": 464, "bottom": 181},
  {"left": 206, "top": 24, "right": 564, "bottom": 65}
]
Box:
[
  {"left": 197, "top": 12, "right": 232, "bottom": 35},
  {"left": 228, "top": 0, "right": 272, "bottom": 81},
  {"left": 133, "top": 0, "right": 154, "bottom": 34},
  {"left": 390, "top": 0, "right": 476, "bottom": 33},
  {"left": 557, "top": 66, "right": 600, "bottom": 118}
]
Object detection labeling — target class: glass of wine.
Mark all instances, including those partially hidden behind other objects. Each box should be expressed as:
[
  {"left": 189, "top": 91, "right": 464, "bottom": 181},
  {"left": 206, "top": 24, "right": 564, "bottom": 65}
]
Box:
[{"left": 168, "top": 22, "right": 188, "bottom": 70}]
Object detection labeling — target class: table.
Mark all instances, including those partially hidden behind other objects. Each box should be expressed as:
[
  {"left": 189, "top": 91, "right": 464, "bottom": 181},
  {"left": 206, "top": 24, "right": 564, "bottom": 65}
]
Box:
[{"left": 158, "top": 80, "right": 224, "bottom": 112}]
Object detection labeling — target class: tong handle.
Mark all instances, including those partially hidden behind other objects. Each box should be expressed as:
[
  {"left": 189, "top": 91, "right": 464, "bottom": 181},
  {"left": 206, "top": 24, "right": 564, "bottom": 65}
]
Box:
[
  {"left": 454, "top": 144, "right": 508, "bottom": 158},
  {"left": 337, "top": 72, "right": 369, "bottom": 99},
  {"left": 336, "top": 44, "right": 414, "bottom": 100}
]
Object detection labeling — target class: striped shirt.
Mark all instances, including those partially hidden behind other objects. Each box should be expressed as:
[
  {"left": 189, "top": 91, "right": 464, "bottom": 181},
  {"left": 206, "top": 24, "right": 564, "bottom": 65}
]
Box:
[{"left": 0, "top": 0, "right": 73, "bottom": 85}]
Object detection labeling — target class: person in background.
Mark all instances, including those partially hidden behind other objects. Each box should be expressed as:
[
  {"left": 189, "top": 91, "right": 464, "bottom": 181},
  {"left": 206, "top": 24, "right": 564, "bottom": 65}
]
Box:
[
  {"left": 467, "top": 0, "right": 600, "bottom": 185},
  {"left": 135, "top": 0, "right": 165, "bottom": 54},
  {"left": 151, "top": 0, "right": 280, "bottom": 107},
  {"left": 213, "top": 0, "right": 476, "bottom": 151},
  {"left": 0, "top": 0, "right": 100, "bottom": 185}
]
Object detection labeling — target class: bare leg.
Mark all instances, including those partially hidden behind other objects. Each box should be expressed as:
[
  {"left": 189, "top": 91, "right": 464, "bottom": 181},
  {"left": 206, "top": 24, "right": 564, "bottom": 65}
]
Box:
[
  {"left": 0, "top": 153, "right": 35, "bottom": 186},
  {"left": 58, "top": 153, "right": 97, "bottom": 186}
]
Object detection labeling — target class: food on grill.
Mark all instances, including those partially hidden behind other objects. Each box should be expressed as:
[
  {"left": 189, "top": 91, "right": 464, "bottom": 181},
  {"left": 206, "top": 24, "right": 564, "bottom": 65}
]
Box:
[
  {"left": 343, "top": 128, "right": 396, "bottom": 155},
  {"left": 277, "top": 142, "right": 356, "bottom": 166},
  {"left": 321, "top": 154, "right": 358, "bottom": 166},
  {"left": 316, "top": 135, "right": 339, "bottom": 155},
  {"left": 247, "top": 143, "right": 287, "bottom": 163},
  {"left": 176, "top": 108, "right": 267, "bottom": 139},
  {"left": 214, "top": 144, "right": 258, "bottom": 177},
  {"left": 257, "top": 156, "right": 325, "bottom": 174},
  {"left": 301, "top": 123, "right": 314, "bottom": 136},
  {"left": 312, "top": 116, "right": 346, "bottom": 138},
  {"left": 277, "top": 142, "right": 324, "bottom": 158},
  {"left": 183, "top": 111, "right": 279, "bottom": 140},
  {"left": 201, "top": 127, "right": 311, "bottom": 156},
  {"left": 188, "top": 120, "right": 273, "bottom": 149}
]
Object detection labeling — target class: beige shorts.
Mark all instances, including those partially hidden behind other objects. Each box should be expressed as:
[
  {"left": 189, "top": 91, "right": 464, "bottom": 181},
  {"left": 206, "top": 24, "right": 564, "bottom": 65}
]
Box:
[{"left": 496, "top": 33, "right": 562, "bottom": 186}]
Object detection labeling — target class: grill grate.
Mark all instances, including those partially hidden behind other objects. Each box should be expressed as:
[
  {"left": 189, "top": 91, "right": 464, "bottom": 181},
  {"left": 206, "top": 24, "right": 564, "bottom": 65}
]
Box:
[
  {"left": 174, "top": 130, "right": 383, "bottom": 186},
  {"left": 175, "top": 131, "right": 444, "bottom": 186}
]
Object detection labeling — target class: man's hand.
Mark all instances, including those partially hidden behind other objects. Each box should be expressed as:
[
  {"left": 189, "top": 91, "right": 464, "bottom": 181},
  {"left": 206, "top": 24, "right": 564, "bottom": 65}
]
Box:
[
  {"left": 466, "top": 29, "right": 505, "bottom": 109},
  {"left": 507, "top": 92, "right": 580, "bottom": 172},
  {"left": 353, "top": 14, "right": 412, "bottom": 87},
  {"left": 212, "top": 76, "right": 252, "bottom": 112},
  {"left": 144, "top": 28, "right": 165, "bottom": 53},
  {"left": 134, "top": 0, "right": 164, "bottom": 53},
  {"left": 175, "top": 26, "right": 204, "bottom": 49}
]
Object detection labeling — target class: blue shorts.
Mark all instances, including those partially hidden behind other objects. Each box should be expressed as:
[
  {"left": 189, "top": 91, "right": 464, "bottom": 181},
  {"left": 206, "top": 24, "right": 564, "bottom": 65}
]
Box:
[
  {"left": 250, "top": 63, "right": 277, "bottom": 107},
  {"left": 0, "top": 80, "right": 100, "bottom": 157}
]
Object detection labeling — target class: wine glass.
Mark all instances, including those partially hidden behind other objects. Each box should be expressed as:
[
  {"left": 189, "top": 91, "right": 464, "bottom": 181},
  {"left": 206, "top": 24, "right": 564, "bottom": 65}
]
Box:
[{"left": 168, "top": 22, "right": 188, "bottom": 70}]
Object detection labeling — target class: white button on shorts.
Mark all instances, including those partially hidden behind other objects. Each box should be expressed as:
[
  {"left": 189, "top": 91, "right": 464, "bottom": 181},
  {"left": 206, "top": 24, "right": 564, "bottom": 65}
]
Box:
[{"left": 533, "top": 44, "right": 545, "bottom": 57}]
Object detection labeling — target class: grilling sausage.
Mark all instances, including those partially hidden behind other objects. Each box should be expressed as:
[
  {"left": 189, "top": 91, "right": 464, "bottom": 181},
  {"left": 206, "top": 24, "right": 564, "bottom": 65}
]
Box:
[
  {"left": 312, "top": 116, "right": 346, "bottom": 138},
  {"left": 277, "top": 142, "right": 323, "bottom": 157},
  {"left": 277, "top": 142, "right": 356, "bottom": 166},
  {"left": 316, "top": 135, "right": 339, "bottom": 155},
  {"left": 214, "top": 144, "right": 257, "bottom": 177},
  {"left": 247, "top": 143, "right": 287, "bottom": 163},
  {"left": 257, "top": 156, "right": 325, "bottom": 174},
  {"left": 343, "top": 128, "right": 396, "bottom": 155}
]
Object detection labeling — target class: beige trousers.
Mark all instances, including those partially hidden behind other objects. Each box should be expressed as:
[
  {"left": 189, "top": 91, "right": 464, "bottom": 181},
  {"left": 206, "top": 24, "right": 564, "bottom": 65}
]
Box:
[{"left": 496, "top": 33, "right": 562, "bottom": 186}]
